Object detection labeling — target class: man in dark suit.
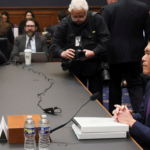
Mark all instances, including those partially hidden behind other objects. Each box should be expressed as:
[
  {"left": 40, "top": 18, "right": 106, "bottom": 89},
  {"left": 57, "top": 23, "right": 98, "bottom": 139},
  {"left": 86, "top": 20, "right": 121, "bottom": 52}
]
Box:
[
  {"left": 46, "top": 11, "right": 68, "bottom": 37},
  {"left": 100, "top": 0, "right": 117, "bottom": 20},
  {"left": 10, "top": 18, "right": 49, "bottom": 62},
  {"left": 112, "top": 41, "right": 150, "bottom": 150},
  {"left": 101, "top": 0, "right": 150, "bottom": 114}
]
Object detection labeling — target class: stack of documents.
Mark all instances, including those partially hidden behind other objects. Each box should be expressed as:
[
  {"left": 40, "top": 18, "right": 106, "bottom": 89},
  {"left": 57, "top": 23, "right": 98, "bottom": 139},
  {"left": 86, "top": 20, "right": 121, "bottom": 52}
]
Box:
[{"left": 72, "top": 117, "right": 129, "bottom": 139}]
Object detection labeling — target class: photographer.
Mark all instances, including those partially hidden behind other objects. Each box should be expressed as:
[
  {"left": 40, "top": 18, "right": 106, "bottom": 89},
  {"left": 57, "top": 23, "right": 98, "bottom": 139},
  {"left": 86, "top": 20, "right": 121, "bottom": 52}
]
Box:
[{"left": 50, "top": 0, "right": 110, "bottom": 104}]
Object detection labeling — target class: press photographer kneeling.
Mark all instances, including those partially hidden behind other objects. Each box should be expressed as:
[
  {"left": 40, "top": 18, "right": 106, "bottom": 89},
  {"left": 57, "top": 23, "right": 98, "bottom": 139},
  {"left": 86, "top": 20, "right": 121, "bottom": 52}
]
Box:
[{"left": 50, "top": 0, "right": 110, "bottom": 104}]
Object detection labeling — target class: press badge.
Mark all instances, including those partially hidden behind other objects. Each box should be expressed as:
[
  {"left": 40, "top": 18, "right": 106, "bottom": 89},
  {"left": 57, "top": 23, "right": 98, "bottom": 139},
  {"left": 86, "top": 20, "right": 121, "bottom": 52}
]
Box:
[{"left": 75, "top": 36, "right": 81, "bottom": 46}]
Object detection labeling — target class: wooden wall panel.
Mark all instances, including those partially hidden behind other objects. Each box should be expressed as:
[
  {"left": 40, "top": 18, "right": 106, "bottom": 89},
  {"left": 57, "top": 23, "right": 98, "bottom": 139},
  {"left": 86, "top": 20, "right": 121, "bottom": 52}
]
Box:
[
  {"left": 0, "top": 7, "right": 101, "bottom": 32},
  {"left": 36, "top": 15, "right": 56, "bottom": 31},
  {"left": 9, "top": 15, "right": 24, "bottom": 27}
]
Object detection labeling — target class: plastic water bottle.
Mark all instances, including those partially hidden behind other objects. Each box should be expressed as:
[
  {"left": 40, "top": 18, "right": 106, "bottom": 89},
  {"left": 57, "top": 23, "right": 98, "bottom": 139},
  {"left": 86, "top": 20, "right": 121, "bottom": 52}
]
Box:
[
  {"left": 24, "top": 116, "right": 36, "bottom": 150},
  {"left": 39, "top": 115, "right": 50, "bottom": 150},
  {"left": 14, "top": 24, "right": 18, "bottom": 38}
]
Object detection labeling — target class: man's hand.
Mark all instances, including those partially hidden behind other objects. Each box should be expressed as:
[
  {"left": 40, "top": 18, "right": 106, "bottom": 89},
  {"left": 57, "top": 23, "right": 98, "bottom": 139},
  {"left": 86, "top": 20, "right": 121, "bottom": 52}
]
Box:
[
  {"left": 113, "top": 104, "right": 133, "bottom": 114},
  {"left": 61, "top": 49, "right": 75, "bottom": 60},
  {"left": 112, "top": 105, "right": 132, "bottom": 122},
  {"left": 83, "top": 49, "right": 95, "bottom": 60},
  {"left": 112, "top": 105, "right": 124, "bottom": 122},
  {"left": 117, "top": 107, "right": 136, "bottom": 128}
]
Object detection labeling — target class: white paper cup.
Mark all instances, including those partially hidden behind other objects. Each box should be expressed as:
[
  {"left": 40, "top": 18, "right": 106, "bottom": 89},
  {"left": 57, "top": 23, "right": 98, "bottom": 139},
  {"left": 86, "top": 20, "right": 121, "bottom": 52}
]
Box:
[{"left": 24, "top": 49, "right": 32, "bottom": 65}]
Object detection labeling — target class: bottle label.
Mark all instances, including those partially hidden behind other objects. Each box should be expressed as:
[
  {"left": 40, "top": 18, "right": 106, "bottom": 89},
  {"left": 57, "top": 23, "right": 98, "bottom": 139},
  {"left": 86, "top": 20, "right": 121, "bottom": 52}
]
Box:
[
  {"left": 39, "top": 127, "right": 50, "bottom": 134},
  {"left": 24, "top": 128, "right": 36, "bottom": 135}
]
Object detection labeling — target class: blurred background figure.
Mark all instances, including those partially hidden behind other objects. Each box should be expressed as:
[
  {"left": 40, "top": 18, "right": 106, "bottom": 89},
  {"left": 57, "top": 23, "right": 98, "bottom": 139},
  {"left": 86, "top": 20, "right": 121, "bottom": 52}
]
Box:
[
  {"left": 19, "top": 10, "right": 40, "bottom": 34},
  {"left": 2, "top": 11, "right": 13, "bottom": 28},
  {"left": 46, "top": 10, "right": 68, "bottom": 61},
  {"left": 46, "top": 10, "right": 68, "bottom": 37},
  {"left": 0, "top": 14, "right": 14, "bottom": 59}
]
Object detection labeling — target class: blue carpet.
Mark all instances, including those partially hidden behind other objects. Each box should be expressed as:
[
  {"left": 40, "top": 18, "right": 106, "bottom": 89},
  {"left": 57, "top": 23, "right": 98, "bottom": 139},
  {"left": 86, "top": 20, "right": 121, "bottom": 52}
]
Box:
[{"left": 103, "top": 87, "right": 132, "bottom": 111}]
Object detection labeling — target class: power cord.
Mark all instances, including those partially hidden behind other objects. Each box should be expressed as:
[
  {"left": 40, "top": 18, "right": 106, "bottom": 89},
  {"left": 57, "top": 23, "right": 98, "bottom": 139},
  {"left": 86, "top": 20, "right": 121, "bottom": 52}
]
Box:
[{"left": 13, "top": 62, "right": 62, "bottom": 114}]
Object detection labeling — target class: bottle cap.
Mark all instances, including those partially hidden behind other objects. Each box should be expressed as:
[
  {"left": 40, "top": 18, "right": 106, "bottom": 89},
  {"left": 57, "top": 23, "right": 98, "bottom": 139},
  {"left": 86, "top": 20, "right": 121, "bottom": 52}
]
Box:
[
  {"left": 27, "top": 116, "right": 32, "bottom": 119},
  {"left": 41, "top": 115, "right": 47, "bottom": 118}
]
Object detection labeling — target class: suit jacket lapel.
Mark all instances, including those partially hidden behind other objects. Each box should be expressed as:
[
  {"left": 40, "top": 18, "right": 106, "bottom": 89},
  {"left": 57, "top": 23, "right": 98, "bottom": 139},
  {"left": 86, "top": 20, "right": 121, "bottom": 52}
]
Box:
[
  {"left": 35, "top": 34, "right": 40, "bottom": 52},
  {"left": 22, "top": 34, "right": 26, "bottom": 51},
  {"left": 145, "top": 81, "right": 150, "bottom": 126}
]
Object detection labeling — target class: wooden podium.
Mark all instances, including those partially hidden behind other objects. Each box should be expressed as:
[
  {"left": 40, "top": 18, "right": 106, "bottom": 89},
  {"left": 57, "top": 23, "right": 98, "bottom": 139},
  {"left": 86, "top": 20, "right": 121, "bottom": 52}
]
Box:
[{"left": 7, "top": 114, "right": 41, "bottom": 144}]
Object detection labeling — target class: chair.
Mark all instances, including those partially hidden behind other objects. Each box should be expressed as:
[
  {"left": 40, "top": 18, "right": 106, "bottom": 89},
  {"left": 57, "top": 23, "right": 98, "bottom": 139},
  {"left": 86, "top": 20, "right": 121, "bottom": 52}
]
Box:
[
  {"left": 50, "top": 53, "right": 62, "bottom": 62},
  {"left": 0, "top": 38, "right": 9, "bottom": 60}
]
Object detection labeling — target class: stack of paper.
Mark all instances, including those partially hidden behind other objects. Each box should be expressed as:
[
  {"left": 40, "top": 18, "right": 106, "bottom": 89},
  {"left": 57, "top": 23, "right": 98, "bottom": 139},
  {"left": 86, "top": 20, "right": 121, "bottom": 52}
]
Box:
[{"left": 72, "top": 117, "right": 129, "bottom": 140}]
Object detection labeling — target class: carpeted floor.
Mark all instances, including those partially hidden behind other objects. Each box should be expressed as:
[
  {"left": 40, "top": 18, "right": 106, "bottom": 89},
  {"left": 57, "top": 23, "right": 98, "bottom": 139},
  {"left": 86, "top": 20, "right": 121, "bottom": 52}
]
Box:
[{"left": 103, "top": 87, "right": 132, "bottom": 111}]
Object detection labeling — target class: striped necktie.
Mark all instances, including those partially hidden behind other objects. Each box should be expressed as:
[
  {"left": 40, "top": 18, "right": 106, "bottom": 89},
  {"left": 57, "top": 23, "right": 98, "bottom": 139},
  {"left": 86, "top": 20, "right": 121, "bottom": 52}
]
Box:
[{"left": 27, "top": 37, "right": 32, "bottom": 49}]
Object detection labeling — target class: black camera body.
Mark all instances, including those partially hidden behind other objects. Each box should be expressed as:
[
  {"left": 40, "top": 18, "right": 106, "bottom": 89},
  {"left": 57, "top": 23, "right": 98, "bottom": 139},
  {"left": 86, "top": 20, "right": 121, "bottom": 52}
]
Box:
[
  {"left": 74, "top": 48, "right": 85, "bottom": 60},
  {"left": 45, "top": 32, "right": 52, "bottom": 40},
  {"left": 61, "top": 48, "right": 85, "bottom": 71},
  {"left": 101, "top": 62, "right": 110, "bottom": 82},
  {"left": 61, "top": 60, "right": 72, "bottom": 71}
]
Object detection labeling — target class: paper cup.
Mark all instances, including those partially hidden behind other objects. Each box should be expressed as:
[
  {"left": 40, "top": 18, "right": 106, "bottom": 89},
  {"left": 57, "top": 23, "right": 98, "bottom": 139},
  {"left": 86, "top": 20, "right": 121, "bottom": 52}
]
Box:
[{"left": 24, "top": 49, "right": 32, "bottom": 65}]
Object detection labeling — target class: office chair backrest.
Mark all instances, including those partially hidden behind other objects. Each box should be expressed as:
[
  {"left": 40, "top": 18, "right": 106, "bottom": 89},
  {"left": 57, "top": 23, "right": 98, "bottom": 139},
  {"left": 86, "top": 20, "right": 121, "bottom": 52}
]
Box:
[
  {"left": 0, "top": 38, "right": 8, "bottom": 59},
  {"left": 0, "top": 49, "right": 7, "bottom": 64}
]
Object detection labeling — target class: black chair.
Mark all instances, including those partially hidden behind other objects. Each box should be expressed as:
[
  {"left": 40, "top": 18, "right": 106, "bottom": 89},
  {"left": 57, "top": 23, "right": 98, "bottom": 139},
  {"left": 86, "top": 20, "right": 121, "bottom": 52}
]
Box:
[
  {"left": 50, "top": 53, "right": 62, "bottom": 62},
  {"left": 0, "top": 49, "right": 7, "bottom": 64},
  {"left": 0, "top": 38, "right": 9, "bottom": 60}
]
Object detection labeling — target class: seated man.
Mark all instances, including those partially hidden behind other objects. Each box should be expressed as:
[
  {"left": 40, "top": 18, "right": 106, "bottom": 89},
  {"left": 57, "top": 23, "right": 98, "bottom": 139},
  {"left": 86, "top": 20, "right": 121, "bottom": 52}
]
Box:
[
  {"left": 46, "top": 10, "right": 68, "bottom": 37},
  {"left": 112, "top": 41, "right": 150, "bottom": 150},
  {"left": 46, "top": 11, "right": 68, "bottom": 61},
  {"left": 10, "top": 18, "right": 49, "bottom": 62}
]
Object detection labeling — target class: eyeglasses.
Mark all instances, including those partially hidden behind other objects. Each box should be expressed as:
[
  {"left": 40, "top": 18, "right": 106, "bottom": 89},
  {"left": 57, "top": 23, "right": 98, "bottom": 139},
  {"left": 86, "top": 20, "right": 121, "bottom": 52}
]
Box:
[
  {"left": 71, "top": 16, "right": 85, "bottom": 22},
  {"left": 26, "top": 25, "right": 35, "bottom": 28}
]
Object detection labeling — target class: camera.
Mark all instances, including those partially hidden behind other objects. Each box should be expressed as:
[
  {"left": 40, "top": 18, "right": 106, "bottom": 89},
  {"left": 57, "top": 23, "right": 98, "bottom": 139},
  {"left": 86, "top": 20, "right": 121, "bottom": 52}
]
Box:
[
  {"left": 74, "top": 48, "right": 85, "bottom": 60},
  {"left": 61, "top": 48, "right": 85, "bottom": 71},
  {"left": 61, "top": 60, "right": 72, "bottom": 71},
  {"left": 45, "top": 32, "right": 52, "bottom": 40},
  {"left": 101, "top": 62, "right": 110, "bottom": 82}
]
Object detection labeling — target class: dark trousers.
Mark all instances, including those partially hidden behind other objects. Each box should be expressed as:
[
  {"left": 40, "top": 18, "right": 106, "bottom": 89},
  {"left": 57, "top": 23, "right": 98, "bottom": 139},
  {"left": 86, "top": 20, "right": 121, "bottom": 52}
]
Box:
[
  {"left": 75, "top": 71, "right": 103, "bottom": 104},
  {"left": 109, "top": 62, "right": 143, "bottom": 114}
]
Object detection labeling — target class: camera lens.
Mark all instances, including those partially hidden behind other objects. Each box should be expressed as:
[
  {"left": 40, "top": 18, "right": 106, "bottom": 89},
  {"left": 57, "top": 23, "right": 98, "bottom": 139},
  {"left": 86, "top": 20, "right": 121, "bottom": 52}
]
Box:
[
  {"left": 76, "top": 49, "right": 85, "bottom": 60},
  {"left": 77, "top": 51, "right": 85, "bottom": 60}
]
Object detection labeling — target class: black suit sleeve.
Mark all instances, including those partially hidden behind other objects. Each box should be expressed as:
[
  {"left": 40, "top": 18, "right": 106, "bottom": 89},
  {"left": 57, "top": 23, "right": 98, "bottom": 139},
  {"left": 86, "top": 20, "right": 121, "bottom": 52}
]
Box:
[
  {"left": 8, "top": 26, "right": 14, "bottom": 44},
  {"left": 100, "top": 7, "right": 111, "bottom": 31},
  {"left": 41, "top": 37, "right": 50, "bottom": 62},
  {"left": 10, "top": 36, "right": 20, "bottom": 61},
  {"left": 49, "top": 21, "right": 68, "bottom": 57},
  {"left": 145, "top": 15, "right": 150, "bottom": 42},
  {"left": 92, "top": 14, "right": 110, "bottom": 61},
  {"left": 19, "top": 20, "right": 25, "bottom": 34}
]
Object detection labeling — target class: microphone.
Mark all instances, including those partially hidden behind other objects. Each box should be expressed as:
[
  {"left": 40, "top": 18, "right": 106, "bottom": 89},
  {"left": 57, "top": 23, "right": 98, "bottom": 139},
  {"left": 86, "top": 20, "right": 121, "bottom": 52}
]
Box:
[
  {"left": 50, "top": 92, "right": 101, "bottom": 133},
  {"left": 90, "top": 92, "right": 101, "bottom": 101}
]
